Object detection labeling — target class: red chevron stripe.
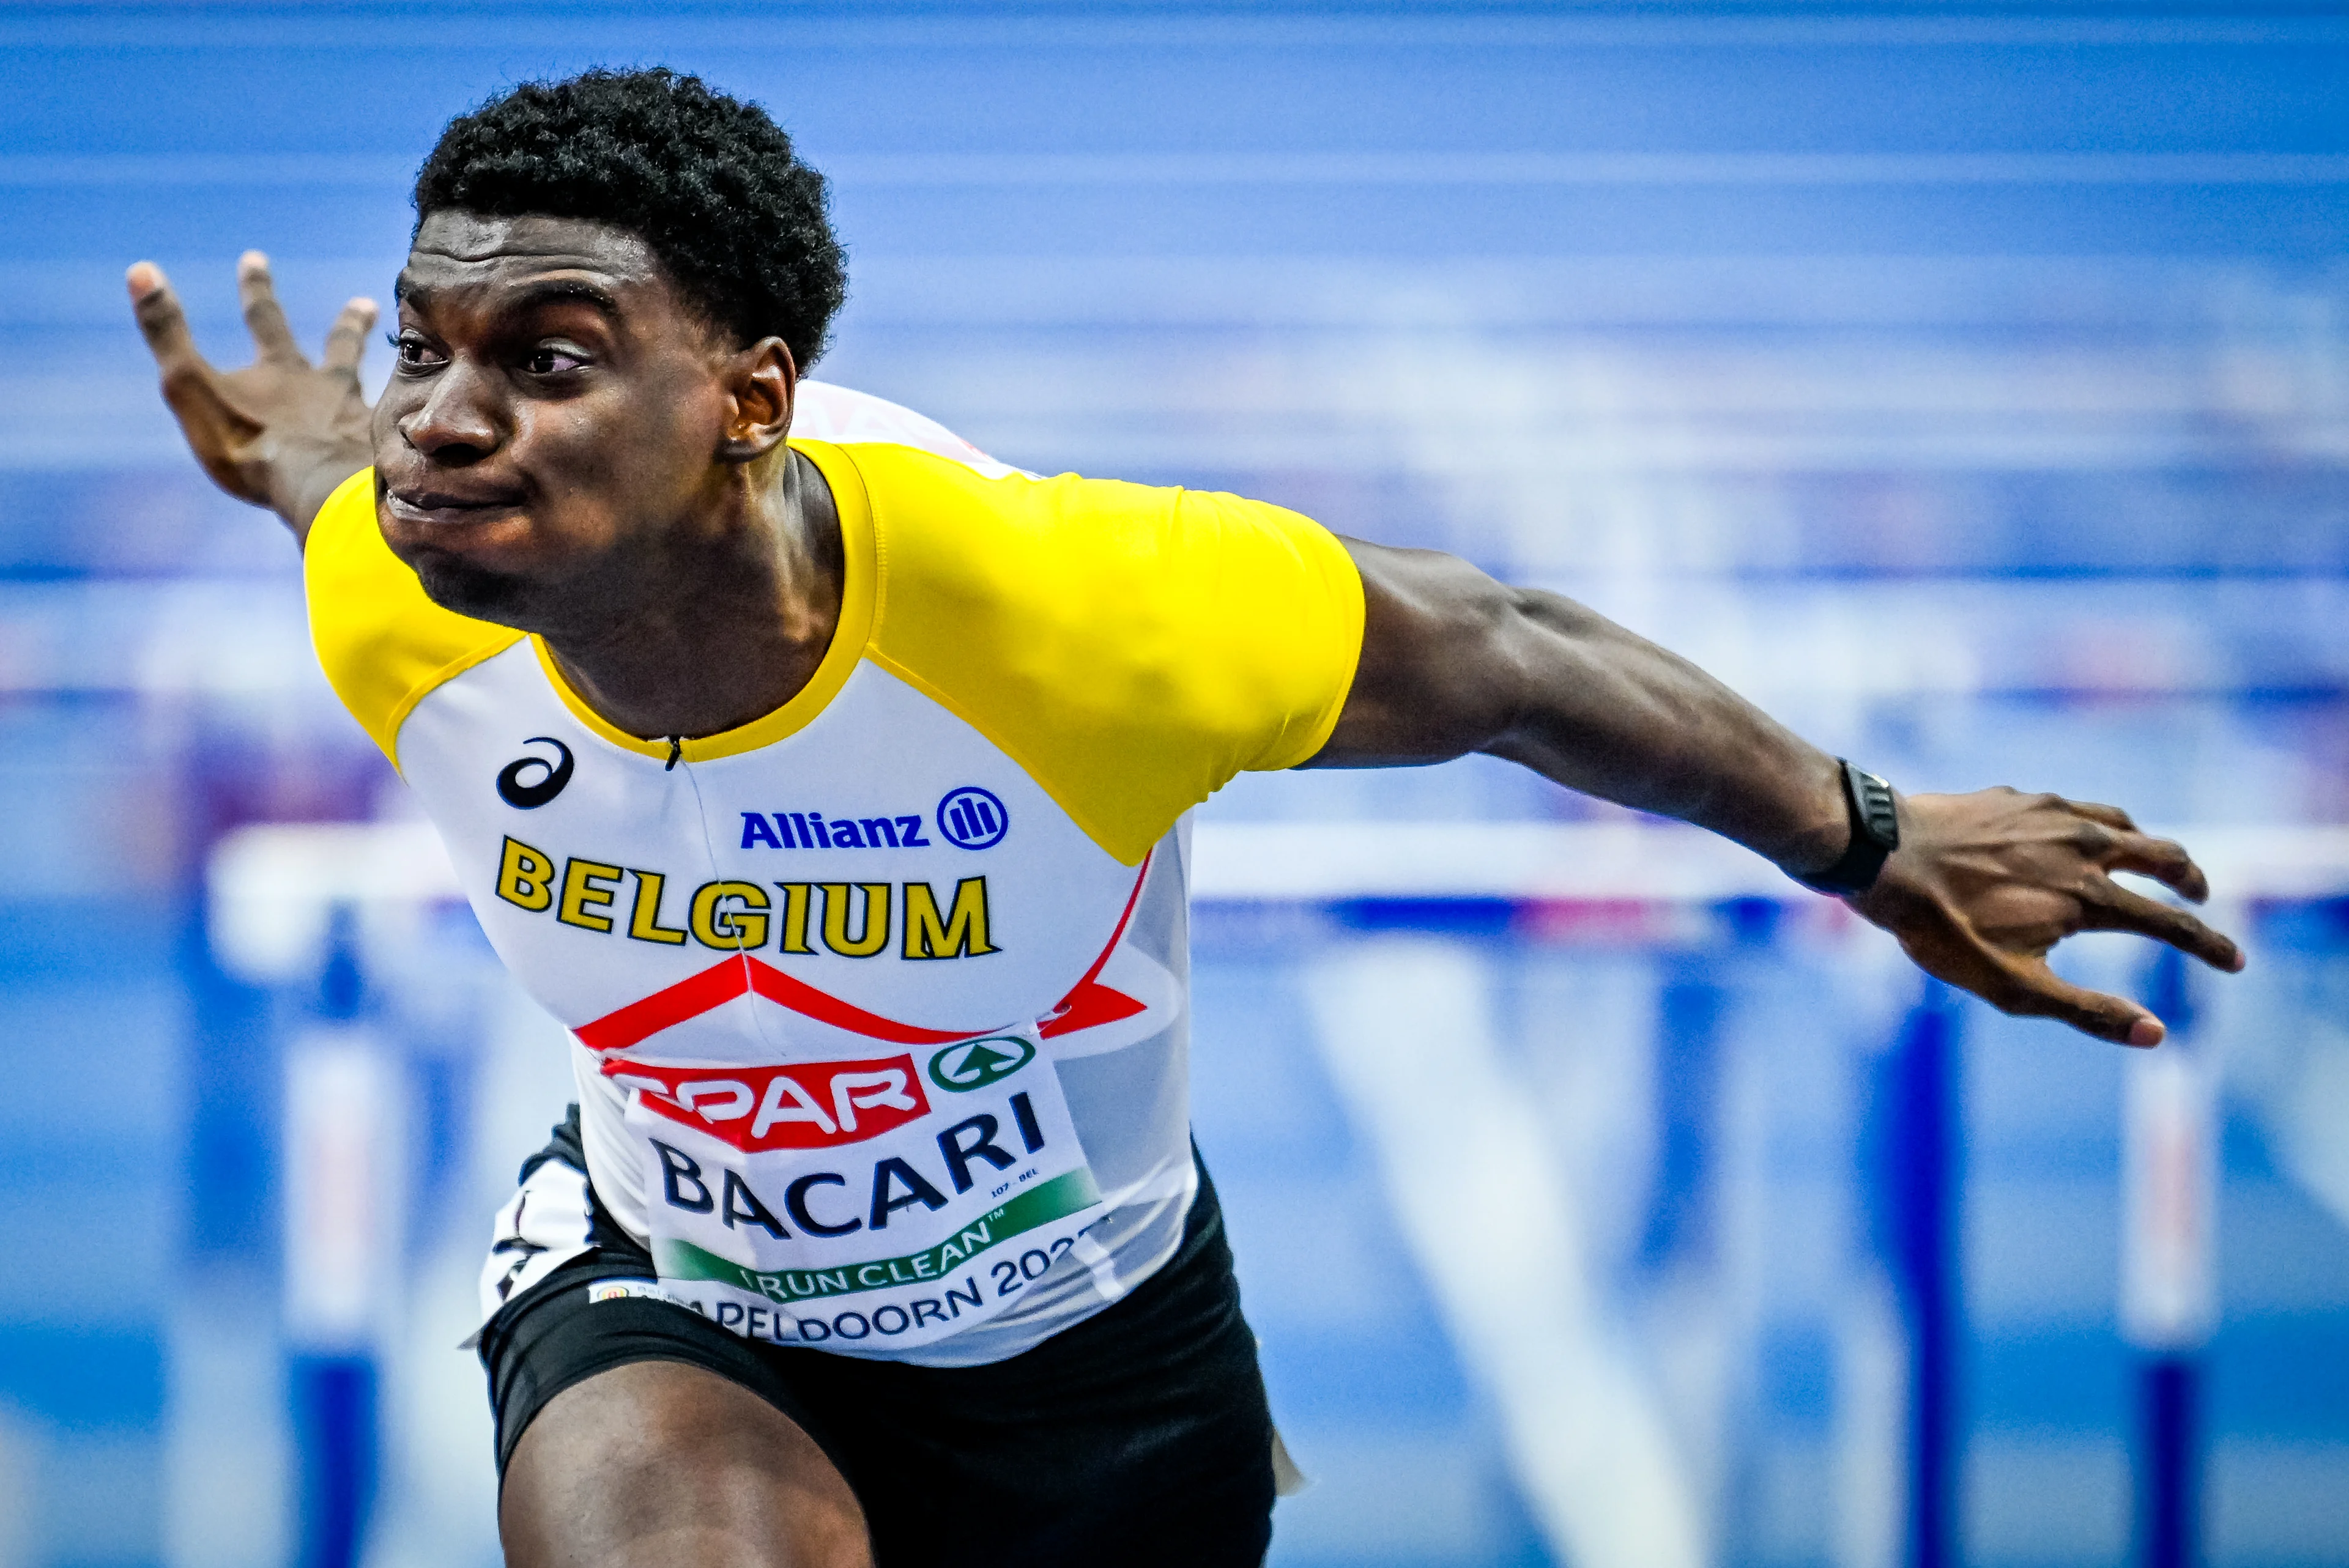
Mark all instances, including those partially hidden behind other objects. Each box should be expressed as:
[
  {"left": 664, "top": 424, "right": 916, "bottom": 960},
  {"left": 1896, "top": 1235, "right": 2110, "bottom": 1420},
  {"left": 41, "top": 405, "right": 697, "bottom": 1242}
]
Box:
[
  {"left": 742, "top": 958, "right": 968, "bottom": 1045},
  {"left": 574, "top": 855, "right": 1158, "bottom": 1055},
  {"left": 574, "top": 957, "right": 755, "bottom": 1052},
  {"left": 1041, "top": 852, "right": 1151, "bottom": 1040},
  {"left": 573, "top": 954, "right": 972, "bottom": 1054}
]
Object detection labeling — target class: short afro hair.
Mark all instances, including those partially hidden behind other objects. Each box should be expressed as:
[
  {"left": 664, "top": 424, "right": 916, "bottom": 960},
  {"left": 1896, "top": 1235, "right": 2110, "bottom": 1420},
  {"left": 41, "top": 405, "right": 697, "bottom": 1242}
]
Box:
[{"left": 412, "top": 68, "right": 847, "bottom": 369}]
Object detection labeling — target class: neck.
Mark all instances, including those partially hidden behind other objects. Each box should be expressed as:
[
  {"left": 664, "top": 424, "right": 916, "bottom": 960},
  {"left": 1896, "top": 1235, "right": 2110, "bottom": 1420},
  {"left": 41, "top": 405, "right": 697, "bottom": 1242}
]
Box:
[{"left": 542, "top": 446, "right": 844, "bottom": 742}]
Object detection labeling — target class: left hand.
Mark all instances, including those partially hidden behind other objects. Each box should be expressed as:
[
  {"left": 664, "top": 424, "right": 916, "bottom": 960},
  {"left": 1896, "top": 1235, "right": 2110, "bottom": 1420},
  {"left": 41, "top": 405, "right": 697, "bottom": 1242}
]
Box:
[
  {"left": 1850, "top": 788, "right": 2244, "bottom": 1046},
  {"left": 128, "top": 251, "right": 376, "bottom": 537}
]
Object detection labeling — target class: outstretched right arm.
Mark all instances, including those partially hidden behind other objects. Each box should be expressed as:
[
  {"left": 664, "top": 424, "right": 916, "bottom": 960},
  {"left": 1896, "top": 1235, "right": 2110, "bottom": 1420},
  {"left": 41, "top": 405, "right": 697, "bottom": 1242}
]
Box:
[
  {"left": 127, "top": 251, "right": 378, "bottom": 545},
  {"left": 1311, "top": 539, "right": 2244, "bottom": 1046}
]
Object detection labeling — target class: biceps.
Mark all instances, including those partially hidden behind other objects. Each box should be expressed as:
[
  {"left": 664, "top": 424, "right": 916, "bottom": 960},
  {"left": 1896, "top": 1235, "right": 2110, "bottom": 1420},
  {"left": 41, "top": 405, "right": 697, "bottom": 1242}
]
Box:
[{"left": 1302, "top": 538, "right": 1534, "bottom": 766}]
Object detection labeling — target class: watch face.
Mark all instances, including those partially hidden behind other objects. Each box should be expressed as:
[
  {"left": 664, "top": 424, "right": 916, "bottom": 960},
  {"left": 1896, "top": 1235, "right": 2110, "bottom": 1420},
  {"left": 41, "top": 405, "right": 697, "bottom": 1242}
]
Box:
[{"left": 1849, "top": 766, "right": 1900, "bottom": 849}]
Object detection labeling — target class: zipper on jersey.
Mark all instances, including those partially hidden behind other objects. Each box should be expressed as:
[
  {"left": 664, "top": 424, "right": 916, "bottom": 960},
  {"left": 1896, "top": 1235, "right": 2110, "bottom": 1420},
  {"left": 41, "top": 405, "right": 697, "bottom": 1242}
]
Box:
[{"left": 664, "top": 736, "right": 683, "bottom": 771}]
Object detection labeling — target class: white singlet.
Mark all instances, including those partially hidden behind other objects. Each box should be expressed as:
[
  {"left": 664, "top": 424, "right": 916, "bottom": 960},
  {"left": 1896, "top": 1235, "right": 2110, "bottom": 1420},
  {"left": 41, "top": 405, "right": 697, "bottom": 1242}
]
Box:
[{"left": 303, "top": 383, "right": 1363, "bottom": 1366}]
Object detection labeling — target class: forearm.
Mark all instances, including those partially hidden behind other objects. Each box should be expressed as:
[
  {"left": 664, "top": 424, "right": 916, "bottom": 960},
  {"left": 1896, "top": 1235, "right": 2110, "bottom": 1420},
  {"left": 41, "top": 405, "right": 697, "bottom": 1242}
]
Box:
[{"left": 1482, "top": 590, "right": 1850, "bottom": 874}]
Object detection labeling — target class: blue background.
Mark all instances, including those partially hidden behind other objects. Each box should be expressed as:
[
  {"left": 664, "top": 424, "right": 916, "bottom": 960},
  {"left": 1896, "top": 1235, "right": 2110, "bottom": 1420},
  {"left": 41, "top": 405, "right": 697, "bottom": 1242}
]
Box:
[{"left": 0, "top": 4, "right": 2343, "bottom": 1566}]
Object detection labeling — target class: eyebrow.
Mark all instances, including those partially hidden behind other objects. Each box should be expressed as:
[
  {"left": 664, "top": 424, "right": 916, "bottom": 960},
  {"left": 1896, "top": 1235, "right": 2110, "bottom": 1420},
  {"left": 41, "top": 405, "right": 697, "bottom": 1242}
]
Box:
[
  {"left": 510, "top": 279, "right": 625, "bottom": 318},
  {"left": 393, "top": 275, "right": 626, "bottom": 319}
]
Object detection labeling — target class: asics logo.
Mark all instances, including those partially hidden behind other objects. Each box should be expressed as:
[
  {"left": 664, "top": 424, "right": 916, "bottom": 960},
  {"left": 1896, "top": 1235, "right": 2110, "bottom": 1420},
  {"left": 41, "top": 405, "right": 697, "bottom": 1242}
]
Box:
[{"left": 497, "top": 738, "right": 574, "bottom": 809}]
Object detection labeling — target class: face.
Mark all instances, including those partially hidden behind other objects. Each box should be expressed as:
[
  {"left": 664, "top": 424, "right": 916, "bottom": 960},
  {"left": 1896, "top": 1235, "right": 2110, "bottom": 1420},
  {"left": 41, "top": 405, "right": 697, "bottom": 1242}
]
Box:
[{"left": 374, "top": 212, "right": 787, "bottom": 630}]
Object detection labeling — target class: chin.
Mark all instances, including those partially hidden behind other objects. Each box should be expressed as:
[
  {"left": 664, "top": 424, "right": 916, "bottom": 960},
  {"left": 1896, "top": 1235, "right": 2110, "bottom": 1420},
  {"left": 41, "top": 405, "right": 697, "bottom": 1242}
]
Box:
[{"left": 412, "top": 553, "right": 537, "bottom": 625}]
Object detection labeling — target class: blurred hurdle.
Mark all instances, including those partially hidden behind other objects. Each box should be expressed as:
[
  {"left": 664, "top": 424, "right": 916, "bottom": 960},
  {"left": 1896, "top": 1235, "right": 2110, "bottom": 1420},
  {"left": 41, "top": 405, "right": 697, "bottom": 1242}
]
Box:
[
  {"left": 2123, "top": 947, "right": 2215, "bottom": 1568},
  {"left": 209, "top": 818, "right": 2349, "bottom": 1568}
]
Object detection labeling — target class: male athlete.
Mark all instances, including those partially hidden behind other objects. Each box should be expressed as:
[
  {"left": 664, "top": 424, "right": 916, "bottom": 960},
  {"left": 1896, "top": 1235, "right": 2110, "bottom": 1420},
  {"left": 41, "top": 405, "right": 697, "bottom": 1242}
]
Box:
[{"left": 128, "top": 69, "right": 2241, "bottom": 1568}]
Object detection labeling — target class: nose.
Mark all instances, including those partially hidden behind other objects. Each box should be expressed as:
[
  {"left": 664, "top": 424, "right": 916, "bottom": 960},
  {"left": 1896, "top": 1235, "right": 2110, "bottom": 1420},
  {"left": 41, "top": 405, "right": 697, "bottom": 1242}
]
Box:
[{"left": 399, "top": 360, "right": 502, "bottom": 463}]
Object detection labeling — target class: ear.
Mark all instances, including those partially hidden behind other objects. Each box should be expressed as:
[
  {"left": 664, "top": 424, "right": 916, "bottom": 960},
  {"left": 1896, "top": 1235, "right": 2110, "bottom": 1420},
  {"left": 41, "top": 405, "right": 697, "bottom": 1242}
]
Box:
[{"left": 716, "top": 337, "right": 798, "bottom": 461}]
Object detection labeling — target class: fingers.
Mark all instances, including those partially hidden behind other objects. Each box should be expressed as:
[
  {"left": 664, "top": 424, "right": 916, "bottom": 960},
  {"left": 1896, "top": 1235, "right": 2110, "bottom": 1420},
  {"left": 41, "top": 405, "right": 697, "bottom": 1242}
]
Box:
[
  {"left": 2060, "top": 797, "right": 2139, "bottom": 832},
  {"left": 2082, "top": 879, "right": 2246, "bottom": 972},
  {"left": 127, "top": 261, "right": 209, "bottom": 383},
  {"left": 237, "top": 250, "right": 305, "bottom": 364},
  {"left": 321, "top": 297, "right": 379, "bottom": 374},
  {"left": 2101, "top": 830, "right": 2212, "bottom": 903},
  {"left": 1995, "top": 962, "right": 2165, "bottom": 1047},
  {"left": 128, "top": 259, "right": 270, "bottom": 501},
  {"left": 2054, "top": 796, "right": 2213, "bottom": 903}
]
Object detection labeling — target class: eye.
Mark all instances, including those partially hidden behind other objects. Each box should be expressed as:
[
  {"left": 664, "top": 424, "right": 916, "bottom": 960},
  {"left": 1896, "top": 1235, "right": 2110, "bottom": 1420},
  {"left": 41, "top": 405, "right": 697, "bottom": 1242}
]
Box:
[
  {"left": 525, "top": 345, "right": 588, "bottom": 375},
  {"left": 390, "top": 331, "right": 444, "bottom": 371}
]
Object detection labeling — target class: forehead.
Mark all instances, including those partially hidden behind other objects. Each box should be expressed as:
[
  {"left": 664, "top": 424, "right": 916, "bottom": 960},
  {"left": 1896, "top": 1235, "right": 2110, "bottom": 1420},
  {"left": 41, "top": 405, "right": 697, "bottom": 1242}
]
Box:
[{"left": 399, "top": 211, "right": 675, "bottom": 308}]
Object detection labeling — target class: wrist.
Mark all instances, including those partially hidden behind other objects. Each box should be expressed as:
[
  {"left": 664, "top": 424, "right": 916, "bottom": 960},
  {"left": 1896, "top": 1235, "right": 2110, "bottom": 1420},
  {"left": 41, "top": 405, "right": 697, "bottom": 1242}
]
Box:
[
  {"left": 273, "top": 443, "right": 371, "bottom": 534},
  {"left": 1770, "top": 754, "right": 1863, "bottom": 880}
]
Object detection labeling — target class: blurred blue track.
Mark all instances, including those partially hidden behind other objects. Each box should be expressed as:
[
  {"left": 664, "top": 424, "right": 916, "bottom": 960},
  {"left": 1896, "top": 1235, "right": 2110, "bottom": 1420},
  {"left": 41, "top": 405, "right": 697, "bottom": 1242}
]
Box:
[{"left": 0, "top": 6, "right": 2344, "bottom": 1566}]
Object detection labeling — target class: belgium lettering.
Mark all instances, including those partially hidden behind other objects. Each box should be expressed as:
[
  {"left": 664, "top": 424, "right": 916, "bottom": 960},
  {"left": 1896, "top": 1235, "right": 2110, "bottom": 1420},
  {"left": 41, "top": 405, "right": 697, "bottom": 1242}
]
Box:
[{"left": 494, "top": 835, "right": 998, "bottom": 960}]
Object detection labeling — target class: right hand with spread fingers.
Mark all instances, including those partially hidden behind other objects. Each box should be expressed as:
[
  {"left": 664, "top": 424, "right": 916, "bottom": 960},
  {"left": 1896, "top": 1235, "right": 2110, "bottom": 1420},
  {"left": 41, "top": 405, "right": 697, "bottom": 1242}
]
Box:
[
  {"left": 127, "top": 251, "right": 377, "bottom": 540},
  {"left": 1849, "top": 788, "right": 2245, "bottom": 1047}
]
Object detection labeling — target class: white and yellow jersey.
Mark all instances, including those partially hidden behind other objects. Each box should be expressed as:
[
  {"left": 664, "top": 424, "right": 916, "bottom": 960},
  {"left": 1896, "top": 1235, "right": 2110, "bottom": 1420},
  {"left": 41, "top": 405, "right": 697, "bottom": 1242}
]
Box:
[{"left": 303, "top": 384, "right": 1364, "bottom": 1365}]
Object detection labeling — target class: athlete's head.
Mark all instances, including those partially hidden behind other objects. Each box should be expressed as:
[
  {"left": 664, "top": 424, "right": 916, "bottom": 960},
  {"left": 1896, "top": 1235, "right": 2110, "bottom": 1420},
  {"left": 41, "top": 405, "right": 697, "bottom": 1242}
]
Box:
[
  {"left": 413, "top": 68, "right": 845, "bottom": 369},
  {"left": 375, "top": 68, "right": 846, "bottom": 626}
]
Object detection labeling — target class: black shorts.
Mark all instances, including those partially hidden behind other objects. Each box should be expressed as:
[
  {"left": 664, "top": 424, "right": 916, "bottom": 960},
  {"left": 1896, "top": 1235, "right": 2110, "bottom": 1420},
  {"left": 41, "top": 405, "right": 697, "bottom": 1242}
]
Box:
[{"left": 478, "top": 1125, "right": 1274, "bottom": 1568}]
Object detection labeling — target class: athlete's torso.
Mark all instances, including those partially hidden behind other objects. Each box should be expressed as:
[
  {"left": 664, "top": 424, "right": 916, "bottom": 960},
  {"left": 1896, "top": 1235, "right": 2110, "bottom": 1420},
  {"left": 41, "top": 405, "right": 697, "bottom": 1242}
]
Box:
[{"left": 304, "top": 385, "right": 1362, "bottom": 1365}]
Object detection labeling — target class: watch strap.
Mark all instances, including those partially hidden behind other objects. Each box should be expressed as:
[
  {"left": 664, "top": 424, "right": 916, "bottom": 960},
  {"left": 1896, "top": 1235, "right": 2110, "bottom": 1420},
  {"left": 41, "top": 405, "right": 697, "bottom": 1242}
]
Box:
[{"left": 1795, "top": 760, "right": 1900, "bottom": 895}]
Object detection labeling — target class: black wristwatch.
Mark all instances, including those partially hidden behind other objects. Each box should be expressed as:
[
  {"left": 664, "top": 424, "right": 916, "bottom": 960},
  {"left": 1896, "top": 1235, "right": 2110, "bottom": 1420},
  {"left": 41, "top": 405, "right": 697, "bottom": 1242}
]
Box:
[{"left": 1794, "top": 760, "right": 1901, "bottom": 895}]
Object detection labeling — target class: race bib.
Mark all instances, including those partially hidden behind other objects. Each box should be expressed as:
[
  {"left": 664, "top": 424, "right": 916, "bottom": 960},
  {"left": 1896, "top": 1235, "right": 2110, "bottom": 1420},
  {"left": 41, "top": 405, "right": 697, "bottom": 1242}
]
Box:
[{"left": 607, "top": 1026, "right": 1104, "bottom": 1353}]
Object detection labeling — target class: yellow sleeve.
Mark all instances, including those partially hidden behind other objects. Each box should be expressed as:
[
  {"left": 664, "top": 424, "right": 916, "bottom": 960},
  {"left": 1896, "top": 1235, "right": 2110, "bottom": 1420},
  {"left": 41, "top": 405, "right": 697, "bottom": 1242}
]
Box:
[
  {"left": 303, "top": 468, "right": 524, "bottom": 767},
  {"left": 828, "top": 442, "right": 1366, "bottom": 865}
]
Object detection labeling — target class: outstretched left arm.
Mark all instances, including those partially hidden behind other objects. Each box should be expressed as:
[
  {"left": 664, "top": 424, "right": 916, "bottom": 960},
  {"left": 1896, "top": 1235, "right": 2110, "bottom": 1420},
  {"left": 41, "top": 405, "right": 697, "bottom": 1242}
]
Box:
[{"left": 1307, "top": 538, "right": 2245, "bottom": 1046}]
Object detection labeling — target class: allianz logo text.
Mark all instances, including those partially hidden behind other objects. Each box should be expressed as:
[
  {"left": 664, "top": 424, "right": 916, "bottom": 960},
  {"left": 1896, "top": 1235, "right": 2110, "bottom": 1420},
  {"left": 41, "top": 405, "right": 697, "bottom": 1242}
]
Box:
[
  {"left": 738, "top": 789, "right": 1010, "bottom": 852},
  {"left": 740, "top": 812, "right": 932, "bottom": 851}
]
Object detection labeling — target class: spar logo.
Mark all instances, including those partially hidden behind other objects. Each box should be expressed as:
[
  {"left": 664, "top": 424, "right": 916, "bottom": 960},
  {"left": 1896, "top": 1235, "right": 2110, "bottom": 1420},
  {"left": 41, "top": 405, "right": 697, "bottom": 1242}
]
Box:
[
  {"left": 927, "top": 1036, "right": 1035, "bottom": 1093},
  {"left": 610, "top": 1056, "right": 931, "bottom": 1152}
]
